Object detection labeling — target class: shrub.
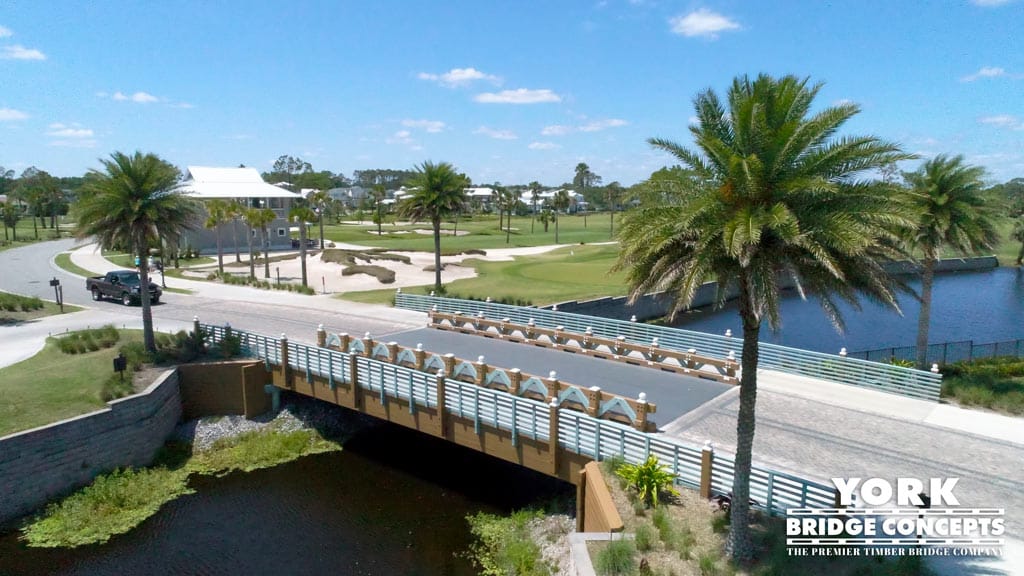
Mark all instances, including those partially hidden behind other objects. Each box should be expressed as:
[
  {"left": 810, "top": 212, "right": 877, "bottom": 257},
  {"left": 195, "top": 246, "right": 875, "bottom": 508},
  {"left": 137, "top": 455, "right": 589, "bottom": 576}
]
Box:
[
  {"left": 56, "top": 326, "right": 121, "bottom": 355},
  {"left": 698, "top": 553, "right": 720, "bottom": 576},
  {"left": 218, "top": 334, "right": 241, "bottom": 359},
  {"left": 342, "top": 264, "right": 395, "bottom": 284},
  {"left": 100, "top": 372, "right": 134, "bottom": 402},
  {"left": 634, "top": 523, "right": 655, "bottom": 551},
  {"left": 466, "top": 510, "right": 549, "bottom": 576},
  {"left": 616, "top": 455, "right": 679, "bottom": 508},
  {"left": 676, "top": 526, "right": 696, "bottom": 560},
  {"left": 652, "top": 506, "right": 673, "bottom": 543},
  {"left": 594, "top": 538, "right": 635, "bottom": 576},
  {"left": 710, "top": 512, "right": 730, "bottom": 534}
]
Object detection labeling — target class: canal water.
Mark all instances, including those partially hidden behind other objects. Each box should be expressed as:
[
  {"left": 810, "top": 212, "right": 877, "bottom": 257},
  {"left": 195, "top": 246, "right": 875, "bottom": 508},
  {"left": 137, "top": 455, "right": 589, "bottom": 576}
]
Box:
[
  {"left": 671, "top": 268, "right": 1024, "bottom": 354},
  {"left": 0, "top": 423, "right": 573, "bottom": 576}
]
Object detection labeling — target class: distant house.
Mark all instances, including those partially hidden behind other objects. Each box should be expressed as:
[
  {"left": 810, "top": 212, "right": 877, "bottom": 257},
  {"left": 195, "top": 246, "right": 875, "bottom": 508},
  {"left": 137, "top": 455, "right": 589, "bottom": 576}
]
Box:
[
  {"left": 517, "top": 189, "right": 583, "bottom": 213},
  {"left": 327, "top": 185, "right": 370, "bottom": 207},
  {"left": 178, "top": 166, "right": 301, "bottom": 255}
]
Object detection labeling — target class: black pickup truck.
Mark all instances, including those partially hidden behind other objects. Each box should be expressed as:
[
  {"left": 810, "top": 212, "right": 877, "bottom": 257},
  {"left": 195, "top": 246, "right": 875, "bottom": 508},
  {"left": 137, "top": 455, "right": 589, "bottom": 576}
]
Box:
[{"left": 86, "top": 270, "right": 162, "bottom": 306}]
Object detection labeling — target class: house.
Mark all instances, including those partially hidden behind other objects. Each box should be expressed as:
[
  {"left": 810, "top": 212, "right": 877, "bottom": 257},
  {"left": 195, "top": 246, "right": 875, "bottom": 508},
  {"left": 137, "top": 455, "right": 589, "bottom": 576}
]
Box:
[
  {"left": 327, "top": 185, "right": 370, "bottom": 207},
  {"left": 517, "top": 189, "right": 584, "bottom": 213},
  {"left": 178, "top": 166, "right": 301, "bottom": 255}
]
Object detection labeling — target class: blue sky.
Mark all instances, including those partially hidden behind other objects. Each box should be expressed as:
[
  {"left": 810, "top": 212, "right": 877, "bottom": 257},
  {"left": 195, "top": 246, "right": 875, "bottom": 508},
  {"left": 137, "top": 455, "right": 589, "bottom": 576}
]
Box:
[{"left": 1, "top": 1, "right": 1022, "bottom": 186}]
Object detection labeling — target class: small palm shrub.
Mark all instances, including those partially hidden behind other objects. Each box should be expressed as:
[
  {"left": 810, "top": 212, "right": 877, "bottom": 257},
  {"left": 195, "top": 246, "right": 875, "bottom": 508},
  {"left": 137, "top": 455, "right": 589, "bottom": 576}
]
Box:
[{"left": 616, "top": 455, "right": 679, "bottom": 508}]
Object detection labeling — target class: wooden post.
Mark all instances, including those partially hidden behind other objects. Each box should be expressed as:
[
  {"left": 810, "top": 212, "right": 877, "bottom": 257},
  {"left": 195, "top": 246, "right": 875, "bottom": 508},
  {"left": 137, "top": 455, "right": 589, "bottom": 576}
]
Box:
[
  {"left": 362, "top": 333, "right": 374, "bottom": 358},
  {"left": 339, "top": 332, "right": 351, "bottom": 352},
  {"left": 548, "top": 398, "right": 560, "bottom": 476},
  {"left": 414, "top": 344, "right": 426, "bottom": 371},
  {"left": 509, "top": 368, "right": 522, "bottom": 396},
  {"left": 586, "top": 386, "right": 602, "bottom": 418},
  {"left": 546, "top": 371, "right": 560, "bottom": 400},
  {"left": 316, "top": 324, "right": 326, "bottom": 348},
  {"left": 193, "top": 315, "right": 201, "bottom": 336},
  {"left": 475, "top": 356, "right": 487, "bottom": 386},
  {"left": 443, "top": 353, "right": 457, "bottom": 376},
  {"left": 634, "top": 393, "right": 649, "bottom": 431},
  {"left": 699, "top": 441, "right": 714, "bottom": 499},
  {"left": 435, "top": 370, "right": 447, "bottom": 437},
  {"left": 279, "top": 334, "right": 291, "bottom": 388},
  {"left": 387, "top": 341, "right": 399, "bottom": 364},
  {"left": 576, "top": 467, "right": 587, "bottom": 532}
]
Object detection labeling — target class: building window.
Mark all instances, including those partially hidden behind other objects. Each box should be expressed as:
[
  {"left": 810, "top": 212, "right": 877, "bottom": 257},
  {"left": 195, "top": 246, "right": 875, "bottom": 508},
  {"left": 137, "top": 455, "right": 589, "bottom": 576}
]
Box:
[
  {"left": 277, "top": 228, "right": 286, "bottom": 237},
  {"left": 270, "top": 198, "right": 282, "bottom": 210}
]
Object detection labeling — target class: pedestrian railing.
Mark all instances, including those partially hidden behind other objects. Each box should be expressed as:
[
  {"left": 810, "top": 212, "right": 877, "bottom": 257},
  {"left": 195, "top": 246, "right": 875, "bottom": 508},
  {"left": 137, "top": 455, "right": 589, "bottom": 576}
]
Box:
[
  {"left": 851, "top": 338, "right": 1024, "bottom": 365},
  {"left": 200, "top": 321, "right": 838, "bottom": 517},
  {"left": 395, "top": 293, "right": 942, "bottom": 402}
]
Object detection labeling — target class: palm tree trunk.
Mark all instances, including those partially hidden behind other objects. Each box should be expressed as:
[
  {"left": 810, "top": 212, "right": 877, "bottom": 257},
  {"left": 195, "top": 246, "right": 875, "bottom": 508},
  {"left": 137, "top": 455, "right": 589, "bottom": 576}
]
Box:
[
  {"left": 232, "top": 219, "right": 241, "bottom": 263},
  {"left": 137, "top": 234, "right": 156, "bottom": 353},
  {"left": 915, "top": 258, "right": 936, "bottom": 369},
  {"left": 247, "top": 225, "right": 255, "bottom": 279},
  {"left": 554, "top": 214, "right": 559, "bottom": 244},
  {"left": 299, "top": 223, "right": 308, "bottom": 287},
  {"left": 727, "top": 276, "right": 758, "bottom": 563},
  {"left": 319, "top": 214, "right": 325, "bottom": 250},
  {"left": 32, "top": 215, "right": 37, "bottom": 239},
  {"left": 262, "top": 226, "right": 270, "bottom": 279},
  {"left": 433, "top": 216, "right": 442, "bottom": 292},
  {"left": 216, "top": 225, "right": 224, "bottom": 276},
  {"left": 531, "top": 201, "right": 536, "bottom": 233}
]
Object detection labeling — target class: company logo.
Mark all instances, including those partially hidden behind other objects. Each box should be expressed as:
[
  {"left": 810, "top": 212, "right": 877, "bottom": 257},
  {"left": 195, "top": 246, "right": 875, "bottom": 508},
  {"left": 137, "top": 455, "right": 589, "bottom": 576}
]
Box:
[{"left": 786, "top": 477, "right": 1005, "bottom": 557}]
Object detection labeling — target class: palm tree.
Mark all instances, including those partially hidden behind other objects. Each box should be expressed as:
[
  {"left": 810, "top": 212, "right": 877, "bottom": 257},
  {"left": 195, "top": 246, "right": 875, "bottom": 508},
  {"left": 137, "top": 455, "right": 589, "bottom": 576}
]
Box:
[
  {"left": 372, "top": 184, "right": 386, "bottom": 235},
  {"left": 606, "top": 181, "right": 622, "bottom": 238},
  {"left": 398, "top": 161, "right": 468, "bottom": 292},
  {"left": 903, "top": 155, "right": 999, "bottom": 368},
  {"left": 615, "top": 74, "right": 912, "bottom": 561},
  {"left": 229, "top": 200, "right": 243, "bottom": 263},
  {"left": 1013, "top": 216, "right": 1024, "bottom": 266},
  {"left": 76, "top": 151, "right": 200, "bottom": 352},
  {"left": 309, "top": 189, "right": 332, "bottom": 249},
  {"left": 242, "top": 206, "right": 261, "bottom": 279},
  {"left": 289, "top": 204, "right": 317, "bottom": 287},
  {"left": 528, "top": 181, "right": 541, "bottom": 233},
  {"left": 248, "top": 207, "right": 277, "bottom": 279},
  {"left": 574, "top": 163, "right": 598, "bottom": 228},
  {"left": 498, "top": 187, "right": 519, "bottom": 244},
  {"left": 551, "top": 189, "right": 570, "bottom": 244},
  {"left": 204, "top": 199, "right": 230, "bottom": 277}
]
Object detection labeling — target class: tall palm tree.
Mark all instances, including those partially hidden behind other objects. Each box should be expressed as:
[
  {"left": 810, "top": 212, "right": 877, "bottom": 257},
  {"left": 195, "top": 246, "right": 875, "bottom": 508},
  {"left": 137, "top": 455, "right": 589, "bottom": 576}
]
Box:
[
  {"left": 551, "top": 189, "right": 570, "bottom": 244},
  {"left": 372, "top": 184, "right": 386, "bottom": 235},
  {"left": 242, "top": 206, "right": 261, "bottom": 279},
  {"left": 248, "top": 207, "right": 277, "bottom": 279},
  {"left": 528, "top": 181, "right": 541, "bottom": 234},
  {"left": 615, "top": 74, "right": 912, "bottom": 561},
  {"left": 204, "top": 199, "right": 230, "bottom": 277},
  {"left": 289, "top": 204, "right": 317, "bottom": 287},
  {"left": 606, "top": 181, "right": 622, "bottom": 238},
  {"left": 904, "top": 155, "right": 999, "bottom": 368},
  {"left": 498, "top": 187, "right": 519, "bottom": 244},
  {"left": 309, "top": 189, "right": 332, "bottom": 249},
  {"left": 229, "top": 200, "right": 243, "bottom": 263},
  {"left": 398, "top": 161, "right": 468, "bottom": 292},
  {"left": 76, "top": 151, "right": 200, "bottom": 352}
]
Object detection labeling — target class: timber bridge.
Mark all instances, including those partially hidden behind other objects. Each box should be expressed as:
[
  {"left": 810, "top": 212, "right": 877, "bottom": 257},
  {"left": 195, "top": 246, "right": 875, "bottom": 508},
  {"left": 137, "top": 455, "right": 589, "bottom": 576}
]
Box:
[{"left": 197, "top": 295, "right": 942, "bottom": 518}]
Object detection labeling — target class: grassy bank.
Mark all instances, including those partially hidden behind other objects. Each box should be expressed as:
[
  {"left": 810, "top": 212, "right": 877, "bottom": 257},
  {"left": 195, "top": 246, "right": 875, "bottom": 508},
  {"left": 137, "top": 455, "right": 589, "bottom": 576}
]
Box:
[
  {"left": 941, "top": 357, "right": 1024, "bottom": 415},
  {"left": 0, "top": 329, "right": 144, "bottom": 436},
  {"left": 0, "top": 291, "right": 82, "bottom": 324},
  {"left": 340, "top": 244, "right": 625, "bottom": 306},
  {"left": 53, "top": 251, "right": 99, "bottom": 278},
  {"left": 22, "top": 428, "right": 341, "bottom": 547}
]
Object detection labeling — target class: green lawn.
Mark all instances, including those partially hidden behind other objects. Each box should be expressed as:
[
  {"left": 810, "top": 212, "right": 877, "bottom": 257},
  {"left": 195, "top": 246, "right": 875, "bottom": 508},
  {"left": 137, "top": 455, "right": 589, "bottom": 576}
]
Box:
[
  {"left": 0, "top": 217, "right": 74, "bottom": 252},
  {"left": 54, "top": 252, "right": 100, "bottom": 278},
  {"left": 992, "top": 215, "right": 1022, "bottom": 266},
  {"left": 0, "top": 291, "right": 83, "bottom": 324},
  {"left": 324, "top": 212, "right": 619, "bottom": 252},
  {"left": 0, "top": 330, "right": 144, "bottom": 436},
  {"left": 340, "top": 244, "right": 626, "bottom": 306}
]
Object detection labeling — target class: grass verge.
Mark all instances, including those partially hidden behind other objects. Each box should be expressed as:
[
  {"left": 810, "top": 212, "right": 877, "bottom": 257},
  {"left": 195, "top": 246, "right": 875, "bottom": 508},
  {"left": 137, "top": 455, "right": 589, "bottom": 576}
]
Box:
[
  {"left": 54, "top": 252, "right": 100, "bottom": 278},
  {"left": 22, "top": 428, "right": 341, "bottom": 547},
  {"left": 941, "top": 357, "right": 1024, "bottom": 415},
  {"left": 0, "top": 291, "right": 82, "bottom": 323}
]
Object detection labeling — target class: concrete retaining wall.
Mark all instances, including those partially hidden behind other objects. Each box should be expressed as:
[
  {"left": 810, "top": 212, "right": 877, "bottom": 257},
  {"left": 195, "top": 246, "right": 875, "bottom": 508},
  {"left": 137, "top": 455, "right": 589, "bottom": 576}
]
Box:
[
  {"left": 178, "top": 360, "right": 270, "bottom": 420},
  {"left": 548, "top": 256, "right": 999, "bottom": 322},
  {"left": 0, "top": 369, "right": 182, "bottom": 528}
]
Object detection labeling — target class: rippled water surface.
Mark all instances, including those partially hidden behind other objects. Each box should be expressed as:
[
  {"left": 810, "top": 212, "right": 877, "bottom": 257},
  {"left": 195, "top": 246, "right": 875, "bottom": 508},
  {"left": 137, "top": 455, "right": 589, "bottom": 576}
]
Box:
[{"left": 670, "top": 268, "right": 1024, "bottom": 353}]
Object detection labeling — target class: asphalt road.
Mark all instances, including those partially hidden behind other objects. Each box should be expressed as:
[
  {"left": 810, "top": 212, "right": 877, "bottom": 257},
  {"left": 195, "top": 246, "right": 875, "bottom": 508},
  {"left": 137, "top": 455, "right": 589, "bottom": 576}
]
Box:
[{"left": 387, "top": 327, "right": 732, "bottom": 425}]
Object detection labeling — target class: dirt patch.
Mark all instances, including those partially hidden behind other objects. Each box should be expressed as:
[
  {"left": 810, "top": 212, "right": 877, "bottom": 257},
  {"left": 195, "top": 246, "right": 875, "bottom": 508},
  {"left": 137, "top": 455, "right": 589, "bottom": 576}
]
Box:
[{"left": 132, "top": 365, "right": 170, "bottom": 394}]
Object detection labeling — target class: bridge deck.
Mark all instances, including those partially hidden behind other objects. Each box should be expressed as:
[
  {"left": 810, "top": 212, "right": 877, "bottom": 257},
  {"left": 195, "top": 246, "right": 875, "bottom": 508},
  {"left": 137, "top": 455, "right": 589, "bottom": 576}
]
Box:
[{"left": 387, "top": 327, "right": 732, "bottom": 425}]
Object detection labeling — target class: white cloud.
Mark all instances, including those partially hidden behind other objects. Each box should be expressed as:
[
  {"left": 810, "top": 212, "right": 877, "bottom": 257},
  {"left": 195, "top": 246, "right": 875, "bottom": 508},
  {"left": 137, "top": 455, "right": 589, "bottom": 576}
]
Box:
[
  {"left": 0, "top": 107, "right": 28, "bottom": 121},
  {"left": 387, "top": 130, "right": 416, "bottom": 145},
  {"left": 529, "top": 142, "right": 561, "bottom": 150},
  {"left": 46, "top": 123, "right": 94, "bottom": 138},
  {"left": 112, "top": 91, "right": 159, "bottom": 103},
  {"left": 417, "top": 67, "right": 501, "bottom": 87},
  {"left": 960, "top": 66, "right": 1021, "bottom": 82},
  {"left": 579, "top": 118, "right": 628, "bottom": 132},
  {"left": 0, "top": 26, "right": 12, "bottom": 38},
  {"left": 971, "top": 0, "right": 1016, "bottom": 5},
  {"left": 474, "top": 126, "right": 518, "bottom": 140},
  {"left": 474, "top": 88, "right": 562, "bottom": 104},
  {"left": 669, "top": 9, "right": 740, "bottom": 39},
  {"left": 0, "top": 44, "right": 46, "bottom": 60},
  {"left": 979, "top": 115, "right": 1024, "bottom": 129},
  {"left": 542, "top": 125, "right": 572, "bottom": 136},
  {"left": 401, "top": 119, "right": 446, "bottom": 133}
]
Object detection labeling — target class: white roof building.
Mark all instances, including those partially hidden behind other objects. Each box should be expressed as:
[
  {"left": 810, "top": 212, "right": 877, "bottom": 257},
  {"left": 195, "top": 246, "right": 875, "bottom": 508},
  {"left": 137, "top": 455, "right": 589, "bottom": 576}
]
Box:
[
  {"left": 181, "top": 167, "right": 299, "bottom": 199},
  {"left": 466, "top": 187, "right": 495, "bottom": 199}
]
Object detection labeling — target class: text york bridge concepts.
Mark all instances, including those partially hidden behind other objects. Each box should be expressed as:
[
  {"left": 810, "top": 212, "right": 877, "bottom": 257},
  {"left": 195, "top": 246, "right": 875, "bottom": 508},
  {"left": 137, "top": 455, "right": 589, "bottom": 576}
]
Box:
[{"left": 786, "top": 477, "right": 1005, "bottom": 558}]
